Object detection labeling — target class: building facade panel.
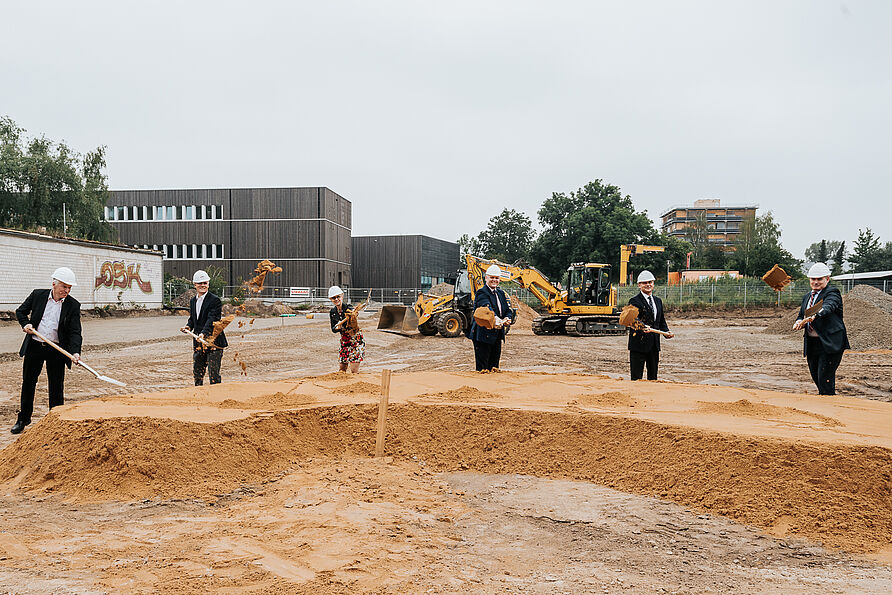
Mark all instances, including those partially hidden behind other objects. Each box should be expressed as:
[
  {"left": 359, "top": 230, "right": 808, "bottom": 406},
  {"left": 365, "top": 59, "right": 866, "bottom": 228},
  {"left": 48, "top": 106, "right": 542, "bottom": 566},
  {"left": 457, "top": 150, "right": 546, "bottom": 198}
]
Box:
[
  {"left": 660, "top": 199, "right": 757, "bottom": 248},
  {"left": 351, "top": 235, "right": 458, "bottom": 289},
  {"left": 107, "top": 187, "right": 350, "bottom": 290}
]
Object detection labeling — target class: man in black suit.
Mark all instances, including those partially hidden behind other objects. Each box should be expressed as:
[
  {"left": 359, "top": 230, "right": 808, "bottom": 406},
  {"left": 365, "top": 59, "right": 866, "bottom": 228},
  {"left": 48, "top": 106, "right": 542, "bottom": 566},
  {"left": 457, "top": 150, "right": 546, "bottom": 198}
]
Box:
[
  {"left": 180, "top": 270, "right": 227, "bottom": 385},
  {"left": 792, "top": 262, "right": 849, "bottom": 395},
  {"left": 12, "top": 267, "right": 83, "bottom": 434},
  {"left": 627, "top": 270, "right": 673, "bottom": 380},
  {"left": 468, "top": 264, "right": 516, "bottom": 372}
]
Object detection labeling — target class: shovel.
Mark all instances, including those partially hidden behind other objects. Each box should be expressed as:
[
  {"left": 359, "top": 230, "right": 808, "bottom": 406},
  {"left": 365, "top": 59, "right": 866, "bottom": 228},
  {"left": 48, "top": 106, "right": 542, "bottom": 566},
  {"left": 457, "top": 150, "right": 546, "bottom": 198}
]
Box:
[
  {"left": 181, "top": 328, "right": 216, "bottom": 349},
  {"left": 29, "top": 329, "right": 126, "bottom": 387},
  {"left": 618, "top": 305, "right": 674, "bottom": 338}
]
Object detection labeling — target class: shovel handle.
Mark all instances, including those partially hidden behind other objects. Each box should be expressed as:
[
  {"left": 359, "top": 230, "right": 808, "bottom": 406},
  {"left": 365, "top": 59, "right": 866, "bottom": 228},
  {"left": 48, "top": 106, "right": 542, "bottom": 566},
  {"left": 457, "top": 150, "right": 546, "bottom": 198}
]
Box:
[
  {"left": 29, "top": 329, "right": 79, "bottom": 362},
  {"left": 182, "top": 328, "right": 216, "bottom": 349},
  {"left": 644, "top": 326, "right": 673, "bottom": 338}
]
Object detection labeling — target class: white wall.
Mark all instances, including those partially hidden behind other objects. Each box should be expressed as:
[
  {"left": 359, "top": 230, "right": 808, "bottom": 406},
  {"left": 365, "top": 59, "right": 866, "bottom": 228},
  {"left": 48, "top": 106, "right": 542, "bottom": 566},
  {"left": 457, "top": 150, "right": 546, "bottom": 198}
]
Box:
[{"left": 0, "top": 230, "right": 163, "bottom": 310}]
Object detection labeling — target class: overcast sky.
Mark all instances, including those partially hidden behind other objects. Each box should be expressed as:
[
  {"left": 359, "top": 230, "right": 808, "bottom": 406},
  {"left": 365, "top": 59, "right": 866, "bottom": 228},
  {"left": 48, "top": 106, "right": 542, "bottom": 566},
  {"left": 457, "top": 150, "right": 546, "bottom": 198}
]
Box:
[{"left": 4, "top": 1, "right": 890, "bottom": 261}]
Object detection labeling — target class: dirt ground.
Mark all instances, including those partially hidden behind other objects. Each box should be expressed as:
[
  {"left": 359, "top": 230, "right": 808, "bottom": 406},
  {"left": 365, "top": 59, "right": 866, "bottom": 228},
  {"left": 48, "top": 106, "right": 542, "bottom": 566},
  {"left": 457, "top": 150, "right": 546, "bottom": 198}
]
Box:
[{"left": 0, "top": 311, "right": 891, "bottom": 593}]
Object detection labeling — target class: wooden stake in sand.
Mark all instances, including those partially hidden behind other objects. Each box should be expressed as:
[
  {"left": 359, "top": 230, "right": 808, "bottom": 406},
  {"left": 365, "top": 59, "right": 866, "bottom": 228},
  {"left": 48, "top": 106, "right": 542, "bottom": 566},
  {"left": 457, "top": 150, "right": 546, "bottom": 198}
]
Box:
[{"left": 375, "top": 369, "right": 392, "bottom": 457}]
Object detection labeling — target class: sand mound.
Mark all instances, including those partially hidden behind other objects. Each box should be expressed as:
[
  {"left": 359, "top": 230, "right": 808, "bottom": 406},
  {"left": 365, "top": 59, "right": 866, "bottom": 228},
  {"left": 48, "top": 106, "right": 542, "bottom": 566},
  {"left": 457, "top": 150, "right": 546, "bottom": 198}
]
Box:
[
  {"left": 420, "top": 386, "right": 503, "bottom": 402},
  {"left": 331, "top": 381, "right": 380, "bottom": 395},
  {"left": 696, "top": 399, "right": 840, "bottom": 426},
  {"left": 763, "top": 287, "right": 892, "bottom": 350},
  {"left": 428, "top": 283, "right": 454, "bottom": 297},
  {"left": 510, "top": 296, "right": 539, "bottom": 332},
  {"left": 223, "top": 299, "right": 296, "bottom": 317},
  {"left": 847, "top": 284, "right": 892, "bottom": 315},
  {"left": 219, "top": 392, "right": 316, "bottom": 410},
  {"left": 569, "top": 391, "right": 637, "bottom": 408},
  {"left": 1, "top": 404, "right": 891, "bottom": 554},
  {"left": 307, "top": 372, "right": 351, "bottom": 381},
  {"left": 173, "top": 288, "right": 196, "bottom": 308}
]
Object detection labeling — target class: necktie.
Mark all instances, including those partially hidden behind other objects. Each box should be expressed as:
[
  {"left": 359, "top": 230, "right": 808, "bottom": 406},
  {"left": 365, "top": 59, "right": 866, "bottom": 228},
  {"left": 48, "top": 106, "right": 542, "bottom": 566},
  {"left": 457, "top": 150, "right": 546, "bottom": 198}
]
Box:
[
  {"left": 648, "top": 295, "right": 656, "bottom": 319},
  {"left": 493, "top": 288, "right": 502, "bottom": 316},
  {"left": 806, "top": 291, "right": 818, "bottom": 332}
]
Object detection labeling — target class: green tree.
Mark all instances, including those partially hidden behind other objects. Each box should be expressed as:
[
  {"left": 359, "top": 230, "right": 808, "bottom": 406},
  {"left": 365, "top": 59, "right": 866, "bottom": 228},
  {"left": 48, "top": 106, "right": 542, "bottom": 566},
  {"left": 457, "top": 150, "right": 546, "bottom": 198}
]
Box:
[
  {"left": 729, "top": 212, "right": 801, "bottom": 278},
  {"left": 475, "top": 208, "right": 535, "bottom": 264},
  {"left": 0, "top": 115, "right": 116, "bottom": 242},
  {"left": 684, "top": 212, "right": 712, "bottom": 265},
  {"left": 457, "top": 233, "right": 481, "bottom": 260},
  {"left": 529, "top": 179, "right": 657, "bottom": 281},
  {"left": 831, "top": 241, "right": 846, "bottom": 276},
  {"left": 848, "top": 228, "right": 887, "bottom": 273}
]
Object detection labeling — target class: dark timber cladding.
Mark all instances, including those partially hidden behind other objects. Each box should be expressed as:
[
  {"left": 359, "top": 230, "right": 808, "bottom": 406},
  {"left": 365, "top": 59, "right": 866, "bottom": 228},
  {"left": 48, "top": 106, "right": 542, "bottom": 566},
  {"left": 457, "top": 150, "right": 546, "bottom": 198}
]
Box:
[
  {"left": 351, "top": 235, "right": 459, "bottom": 289},
  {"left": 105, "top": 187, "right": 351, "bottom": 288}
]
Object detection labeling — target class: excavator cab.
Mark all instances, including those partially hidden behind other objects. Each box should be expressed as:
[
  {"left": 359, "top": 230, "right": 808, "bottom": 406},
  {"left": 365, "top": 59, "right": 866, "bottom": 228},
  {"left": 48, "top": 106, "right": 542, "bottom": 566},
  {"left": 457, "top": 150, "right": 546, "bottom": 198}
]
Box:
[{"left": 565, "top": 264, "right": 612, "bottom": 307}]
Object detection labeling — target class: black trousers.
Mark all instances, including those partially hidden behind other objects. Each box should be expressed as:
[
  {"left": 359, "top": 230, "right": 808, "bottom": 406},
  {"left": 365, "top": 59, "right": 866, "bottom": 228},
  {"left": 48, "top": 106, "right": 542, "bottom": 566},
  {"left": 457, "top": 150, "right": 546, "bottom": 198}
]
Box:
[
  {"left": 20, "top": 340, "right": 67, "bottom": 423},
  {"left": 630, "top": 350, "right": 659, "bottom": 381},
  {"left": 806, "top": 337, "right": 843, "bottom": 395},
  {"left": 194, "top": 348, "right": 224, "bottom": 385},
  {"left": 473, "top": 339, "right": 502, "bottom": 371}
]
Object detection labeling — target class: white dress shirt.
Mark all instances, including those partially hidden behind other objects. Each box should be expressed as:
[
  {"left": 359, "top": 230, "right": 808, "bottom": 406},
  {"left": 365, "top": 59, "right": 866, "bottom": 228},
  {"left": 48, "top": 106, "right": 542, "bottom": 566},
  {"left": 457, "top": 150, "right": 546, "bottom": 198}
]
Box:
[
  {"left": 35, "top": 293, "right": 64, "bottom": 343},
  {"left": 194, "top": 293, "right": 207, "bottom": 329}
]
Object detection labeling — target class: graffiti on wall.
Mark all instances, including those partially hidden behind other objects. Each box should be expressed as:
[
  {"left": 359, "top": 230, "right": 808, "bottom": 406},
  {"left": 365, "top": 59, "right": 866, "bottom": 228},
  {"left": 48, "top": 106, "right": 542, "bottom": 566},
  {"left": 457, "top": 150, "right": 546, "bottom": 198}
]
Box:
[{"left": 95, "top": 261, "right": 153, "bottom": 293}]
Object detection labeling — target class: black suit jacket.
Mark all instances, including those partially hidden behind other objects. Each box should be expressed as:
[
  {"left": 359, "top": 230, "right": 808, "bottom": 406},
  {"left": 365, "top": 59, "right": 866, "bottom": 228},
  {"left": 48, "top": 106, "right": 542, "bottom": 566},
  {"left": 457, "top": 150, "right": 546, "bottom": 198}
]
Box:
[
  {"left": 187, "top": 292, "right": 228, "bottom": 348},
  {"left": 797, "top": 285, "right": 849, "bottom": 355},
  {"left": 468, "top": 285, "right": 516, "bottom": 345},
  {"left": 627, "top": 292, "right": 669, "bottom": 353},
  {"left": 16, "top": 289, "right": 83, "bottom": 368}
]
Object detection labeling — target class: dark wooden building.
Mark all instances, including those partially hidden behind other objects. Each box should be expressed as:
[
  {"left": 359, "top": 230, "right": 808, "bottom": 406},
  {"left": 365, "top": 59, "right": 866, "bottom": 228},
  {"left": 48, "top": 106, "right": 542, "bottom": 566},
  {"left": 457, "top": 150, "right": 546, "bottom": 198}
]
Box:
[
  {"left": 106, "top": 187, "right": 351, "bottom": 288},
  {"left": 351, "top": 235, "right": 459, "bottom": 289}
]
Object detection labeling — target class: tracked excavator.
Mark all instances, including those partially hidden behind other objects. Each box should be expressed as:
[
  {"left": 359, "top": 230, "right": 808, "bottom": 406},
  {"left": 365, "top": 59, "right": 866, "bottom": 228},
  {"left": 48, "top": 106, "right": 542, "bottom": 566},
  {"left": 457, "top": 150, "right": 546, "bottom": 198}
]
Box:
[{"left": 378, "top": 254, "right": 625, "bottom": 337}]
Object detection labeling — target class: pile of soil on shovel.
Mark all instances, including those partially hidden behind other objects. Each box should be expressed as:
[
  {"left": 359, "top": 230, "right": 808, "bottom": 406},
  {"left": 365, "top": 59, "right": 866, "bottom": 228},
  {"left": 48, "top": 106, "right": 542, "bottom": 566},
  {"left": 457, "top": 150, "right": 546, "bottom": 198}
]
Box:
[{"left": 763, "top": 285, "right": 892, "bottom": 350}]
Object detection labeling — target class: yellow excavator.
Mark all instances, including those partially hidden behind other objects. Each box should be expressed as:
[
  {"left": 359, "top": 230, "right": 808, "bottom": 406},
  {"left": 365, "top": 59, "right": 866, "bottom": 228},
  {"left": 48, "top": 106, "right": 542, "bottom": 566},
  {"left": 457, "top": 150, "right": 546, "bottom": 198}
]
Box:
[{"left": 378, "top": 254, "right": 625, "bottom": 337}]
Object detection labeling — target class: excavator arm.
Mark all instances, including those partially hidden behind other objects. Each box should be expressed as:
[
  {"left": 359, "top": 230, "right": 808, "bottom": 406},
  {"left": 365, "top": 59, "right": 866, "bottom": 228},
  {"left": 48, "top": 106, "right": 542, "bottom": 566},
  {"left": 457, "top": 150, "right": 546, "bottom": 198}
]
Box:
[
  {"left": 619, "top": 244, "right": 665, "bottom": 285},
  {"left": 463, "top": 255, "right": 562, "bottom": 310}
]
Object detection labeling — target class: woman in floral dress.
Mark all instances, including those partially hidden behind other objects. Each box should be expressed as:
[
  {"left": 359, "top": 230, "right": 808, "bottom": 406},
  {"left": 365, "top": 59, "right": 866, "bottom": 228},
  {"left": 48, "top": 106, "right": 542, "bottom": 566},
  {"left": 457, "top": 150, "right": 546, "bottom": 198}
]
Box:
[{"left": 328, "top": 285, "right": 364, "bottom": 373}]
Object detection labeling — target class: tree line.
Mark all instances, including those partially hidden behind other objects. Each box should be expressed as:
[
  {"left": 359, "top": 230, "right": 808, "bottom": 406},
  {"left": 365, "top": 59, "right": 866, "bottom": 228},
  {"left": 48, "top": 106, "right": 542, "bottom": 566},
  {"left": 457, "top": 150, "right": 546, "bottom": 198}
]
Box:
[
  {"left": 0, "top": 116, "right": 116, "bottom": 242},
  {"left": 459, "top": 180, "right": 804, "bottom": 283}
]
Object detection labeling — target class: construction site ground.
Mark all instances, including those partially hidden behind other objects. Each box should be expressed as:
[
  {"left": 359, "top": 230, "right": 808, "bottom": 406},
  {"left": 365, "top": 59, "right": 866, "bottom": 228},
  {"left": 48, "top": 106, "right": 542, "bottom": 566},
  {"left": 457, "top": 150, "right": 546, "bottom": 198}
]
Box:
[{"left": 0, "top": 309, "right": 890, "bottom": 593}]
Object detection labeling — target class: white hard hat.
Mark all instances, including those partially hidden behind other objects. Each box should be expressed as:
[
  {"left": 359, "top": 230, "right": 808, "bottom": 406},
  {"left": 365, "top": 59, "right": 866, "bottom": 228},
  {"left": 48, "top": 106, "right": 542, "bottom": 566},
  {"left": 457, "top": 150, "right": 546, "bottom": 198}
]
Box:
[
  {"left": 807, "top": 262, "right": 832, "bottom": 278},
  {"left": 328, "top": 285, "right": 344, "bottom": 298},
  {"left": 637, "top": 270, "right": 656, "bottom": 283},
  {"left": 192, "top": 270, "right": 211, "bottom": 283},
  {"left": 485, "top": 264, "right": 501, "bottom": 277},
  {"left": 51, "top": 267, "right": 77, "bottom": 286}
]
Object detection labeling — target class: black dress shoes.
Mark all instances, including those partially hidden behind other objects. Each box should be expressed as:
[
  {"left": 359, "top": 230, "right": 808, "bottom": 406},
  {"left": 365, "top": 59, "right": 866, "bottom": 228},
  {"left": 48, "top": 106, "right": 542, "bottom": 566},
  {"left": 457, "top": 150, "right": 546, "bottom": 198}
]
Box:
[{"left": 10, "top": 420, "right": 27, "bottom": 434}]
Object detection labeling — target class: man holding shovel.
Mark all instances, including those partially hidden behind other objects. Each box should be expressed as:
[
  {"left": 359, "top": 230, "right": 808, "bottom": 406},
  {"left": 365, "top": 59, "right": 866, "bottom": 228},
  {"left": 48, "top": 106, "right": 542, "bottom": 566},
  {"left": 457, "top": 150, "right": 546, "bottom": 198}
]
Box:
[
  {"left": 793, "top": 262, "right": 849, "bottom": 395},
  {"left": 11, "top": 267, "right": 82, "bottom": 434},
  {"left": 627, "top": 270, "right": 673, "bottom": 381},
  {"left": 180, "top": 270, "right": 227, "bottom": 385}
]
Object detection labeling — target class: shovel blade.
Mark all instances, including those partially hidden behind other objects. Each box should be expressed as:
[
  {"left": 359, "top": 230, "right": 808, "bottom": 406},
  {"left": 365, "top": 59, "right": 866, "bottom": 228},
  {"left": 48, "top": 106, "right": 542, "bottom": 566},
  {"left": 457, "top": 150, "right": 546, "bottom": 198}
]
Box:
[{"left": 99, "top": 376, "right": 126, "bottom": 387}]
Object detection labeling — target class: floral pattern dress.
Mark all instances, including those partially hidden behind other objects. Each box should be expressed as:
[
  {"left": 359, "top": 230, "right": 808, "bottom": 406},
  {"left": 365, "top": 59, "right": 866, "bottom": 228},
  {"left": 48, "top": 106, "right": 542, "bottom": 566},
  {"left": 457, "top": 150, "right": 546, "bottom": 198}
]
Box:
[{"left": 330, "top": 304, "right": 365, "bottom": 363}]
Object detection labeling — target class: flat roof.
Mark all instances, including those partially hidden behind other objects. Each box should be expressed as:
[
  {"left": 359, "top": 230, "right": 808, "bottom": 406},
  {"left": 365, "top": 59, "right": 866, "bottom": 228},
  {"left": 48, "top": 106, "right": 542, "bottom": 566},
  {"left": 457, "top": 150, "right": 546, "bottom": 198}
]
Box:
[{"left": 0, "top": 227, "right": 160, "bottom": 255}]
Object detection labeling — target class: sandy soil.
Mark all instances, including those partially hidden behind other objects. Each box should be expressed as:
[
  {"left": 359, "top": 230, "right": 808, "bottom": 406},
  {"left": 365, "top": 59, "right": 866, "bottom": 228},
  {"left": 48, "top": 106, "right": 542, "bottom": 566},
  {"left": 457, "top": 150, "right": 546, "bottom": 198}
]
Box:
[{"left": 0, "top": 312, "right": 890, "bottom": 593}]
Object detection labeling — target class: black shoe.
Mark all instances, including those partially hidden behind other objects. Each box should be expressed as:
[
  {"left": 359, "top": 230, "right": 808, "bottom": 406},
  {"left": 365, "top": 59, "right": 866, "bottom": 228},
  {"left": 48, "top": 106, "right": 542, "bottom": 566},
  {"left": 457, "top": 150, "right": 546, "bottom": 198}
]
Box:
[{"left": 10, "top": 420, "right": 27, "bottom": 434}]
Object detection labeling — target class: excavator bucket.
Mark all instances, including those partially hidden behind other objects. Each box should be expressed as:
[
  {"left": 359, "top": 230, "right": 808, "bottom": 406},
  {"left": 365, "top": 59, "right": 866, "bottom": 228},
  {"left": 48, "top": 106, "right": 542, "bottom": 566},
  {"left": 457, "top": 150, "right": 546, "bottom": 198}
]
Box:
[{"left": 377, "top": 305, "right": 420, "bottom": 334}]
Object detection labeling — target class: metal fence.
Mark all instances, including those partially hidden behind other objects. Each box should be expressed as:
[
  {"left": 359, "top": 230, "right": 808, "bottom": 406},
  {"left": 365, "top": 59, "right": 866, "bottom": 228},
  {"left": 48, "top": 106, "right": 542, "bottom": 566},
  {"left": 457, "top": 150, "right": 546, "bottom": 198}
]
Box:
[{"left": 163, "top": 279, "right": 891, "bottom": 310}]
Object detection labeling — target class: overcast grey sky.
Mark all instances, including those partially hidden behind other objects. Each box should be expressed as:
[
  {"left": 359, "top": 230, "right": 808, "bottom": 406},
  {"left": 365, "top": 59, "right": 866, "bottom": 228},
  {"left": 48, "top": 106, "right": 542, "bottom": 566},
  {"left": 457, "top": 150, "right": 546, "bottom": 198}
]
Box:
[{"left": 4, "top": 1, "right": 890, "bottom": 261}]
